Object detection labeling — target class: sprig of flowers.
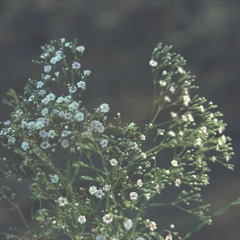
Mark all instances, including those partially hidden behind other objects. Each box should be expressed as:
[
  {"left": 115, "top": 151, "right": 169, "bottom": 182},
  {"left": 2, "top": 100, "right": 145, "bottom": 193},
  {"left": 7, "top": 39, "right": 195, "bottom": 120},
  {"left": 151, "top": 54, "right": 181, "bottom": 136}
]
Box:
[{"left": 0, "top": 38, "right": 235, "bottom": 240}]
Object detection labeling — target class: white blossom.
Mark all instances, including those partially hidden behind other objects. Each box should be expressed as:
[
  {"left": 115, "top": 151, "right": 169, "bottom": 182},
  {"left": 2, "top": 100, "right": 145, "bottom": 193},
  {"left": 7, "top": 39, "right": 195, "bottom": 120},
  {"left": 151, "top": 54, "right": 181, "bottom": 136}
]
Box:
[
  {"left": 74, "top": 112, "right": 84, "bottom": 122},
  {"left": 102, "top": 213, "right": 113, "bottom": 224},
  {"left": 123, "top": 219, "right": 133, "bottom": 231},
  {"left": 44, "top": 65, "right": 52, "bottom": 73},
  {"left": 100, "top": 139, "right": 108, "bottom": 148},
  {"left": 149, "top": 60, "right": 158, "bottom": 67},
  {"left": 72, "top": 61, "right": 81, "bottom": 69},
  {"left": 76, "top": 45, "right": 85, "bottom": 53},
  {"left": 89, "top": 186, "right": 97, "bottom": 195},
  {"left": 95, "top": 189, "right": 105, "bottom": 199},
  {"left": 21, "top": 141, "right": 29, "bottom": 151},
  {"left": 61, "top": 139, "right": 70, "bottom": 148},
  {"left": 171, "top": 159, "right": 178, "bottom": 167},
  {"left": 57, "top": 197, "right": 68, "bottom": 207},
  {"left": 77, "top": 81, "right": 86, "bottom": 90},
  {"left": 149, "top": 221, "right": 157, "bottom": 231},
  {"left": 130, "top": 192, "right": 138, "bottom": 201},
  {"left": 175, "top": 179, "right": 181, "bottom": 187},
  {"left": 78, "top": 215, "right": 86, "bottom": 224},
  {"left": 137, "top": 179, "right": 143, "bottom": 187},
  {"left": 109, "top": 158, "right": 118, "bottom": 167},
  {"left": 99, "top": 103, "right": 110, "bottom": 113}
]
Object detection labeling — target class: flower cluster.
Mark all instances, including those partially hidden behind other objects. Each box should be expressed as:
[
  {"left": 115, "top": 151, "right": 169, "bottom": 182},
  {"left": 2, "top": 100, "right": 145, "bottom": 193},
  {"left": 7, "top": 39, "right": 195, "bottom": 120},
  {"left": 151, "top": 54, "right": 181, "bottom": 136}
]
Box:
[{"left": 0, "top": 39, "right": 234, "bottom": 240}]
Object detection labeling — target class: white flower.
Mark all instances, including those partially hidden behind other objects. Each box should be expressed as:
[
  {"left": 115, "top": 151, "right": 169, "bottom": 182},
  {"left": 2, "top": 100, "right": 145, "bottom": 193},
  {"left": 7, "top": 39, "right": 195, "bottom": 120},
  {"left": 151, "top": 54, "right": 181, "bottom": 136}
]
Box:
[
  {"left": 44, "top": 65, "right": 52, "bottom": 73},
  {"left": 77, "top": 80, "right": 86, "bottom": 90},
  {"left": 61, "top": 139, "right": 70, "bottom": 148},
  {"left": 123, "top": 219, "right": 133, "bottom": 231},
  {"left": 102, "top": 213, "right": 113, "bottom": 224},
  {"left": 109, "top": 158, "right": 118, "bottom": 167},
  {"left": 168, "top": 131, "right": 176, "bottom": 137},
  {"left": 46, "top": 93, "right": 56, "bottom": 101},
  {"left": 169, "top": 86, "right": 175, "bottom": 93},
  {"left": 48, "top": 130, "right": 56, "bottom": 139},
  {"left": 83, "top": 70, "right": 91, "bottom": 76},
  {"left": 149, "top": 221, "right": 157, "bottom": 231},
  {"left": 63, "top": 112, "right": 72, "bottom": 120},
  {"left": 99, "top": 103, "right": 110, "bottom": 113},
  {"left": 175, "top": 179, "right": 181, "bottom": 187},
  {"left": 194, "top": 138, "right": 202, "bottom": 147},
  {"left": 68, "top": 85, "right": 77, "bottom": 94},
  {"left": 57, "top": 197, "right": 68, "bottom": 207},
  {"left": 74, "top": 112, "right": 84, "bottom": 122},
  {"left": 164, "top": 96, "right": 171, "bottom": 102},
  {"left": 140, "top": 134, "right": 146, "bottom": 141},
  {"left": 41, "top": 108, "right": 49, "bottom": 116},
  {"left": 178, "top": 67, "right": 185, "bottom": 74},
  {"left": 171, "top": 159, "right": 178, "bottom": 167},
  {"left": 72, "top": 61, "right": 81, "bottom": 69},
  {"left": 100, "top": 139, "right": 108, "bottom": 148},
  {"left": 183, "top": 95, "right": 191, "bottom": 106},
  {"left": 103, "top": 184, "right": 111, "bottom": 192},
  {"left": 137, "top": 179, "right": 143, "bottom": 187},
  {"left": 61, "top": 130, "right": 71, "bottom": 137},
  {"left": 95, "top": 189, "right": 105, "bottom": 199},
  {"left": 88, "top": 120, "right": 104, "bottom": 133},
  {"left": 165, "top": 234, "right": 172, "bottom": 240},
  {"left": 78, "top": 215, "right": 86, "bottom": 224},
  {"left": 129, "top": 141, "right": 138, "bottom": 150},
  {"left": 149, "top": 60, "right": 158, "bottom": 67},
  {"left": 136, "top": 238, "right": 145, "bottom": 240},
  {"left": 68, "top": 101, "right": 80, "bottom": 111},
  {"left": 141, "top": 152, "right": 147, "bottom": 159},
  {"left": 159, "top": 80, "right": 167, "bottom": 86},
  {"left": 21, "top": 141, "right": 29, "bottom": 151},
  {"left": 8, "top": 136, "right": 16, "bottom": 144},
  {"left": 56, "top": 96, "right": 64, "bottom": 103},
  {"left": 38, "top": 89, "right": 46, "bottom": 96},
  {"left": 39, "top": 130, "right": 48, "bottom": 138},
  {"left": 170, "top": 111, "right": 177, "bottom": 118},
  {"left": 76, "top": 45, "right": 85, "bottom": 52},
  {"left": 40, "top": 141, "right": 51, "bottom": 149},
  {"left": 36, "top": 81, "right": 44, "bottom": 88},
  {"left": 89, "top": 186, "right": 97, "bottom": 195},
  {"left": 35, "top": 120, "right": 45, "bottom": 130},
  {"left": 50, "top": 174, "right": 59, "bottom": 183},
  {"left": 55, "top": 71, "right": 60, "bottom": 77},
  {"left": 50, "top": 54, "right": 62, "bottom": 64},
  {"left": 187, "top": 113, "right": 194, "bottom": 122},
  {"left": 130, "top": 192, "right": 138, "bottom": 201}
]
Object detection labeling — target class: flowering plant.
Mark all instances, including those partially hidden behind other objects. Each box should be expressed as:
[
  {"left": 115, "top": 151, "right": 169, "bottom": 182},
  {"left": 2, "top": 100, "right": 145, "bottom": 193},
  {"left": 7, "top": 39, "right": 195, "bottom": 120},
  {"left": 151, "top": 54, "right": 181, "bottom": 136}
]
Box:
[{"left": 0, "top": 39, "right": 237, "bottom": 240}]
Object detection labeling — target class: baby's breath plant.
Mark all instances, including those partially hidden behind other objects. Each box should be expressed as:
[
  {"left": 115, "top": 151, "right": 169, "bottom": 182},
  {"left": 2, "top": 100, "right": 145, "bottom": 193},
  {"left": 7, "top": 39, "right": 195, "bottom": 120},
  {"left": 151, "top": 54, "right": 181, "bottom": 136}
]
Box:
[{"left": 0, "top": 38, "right": 237, "bottom": 240}]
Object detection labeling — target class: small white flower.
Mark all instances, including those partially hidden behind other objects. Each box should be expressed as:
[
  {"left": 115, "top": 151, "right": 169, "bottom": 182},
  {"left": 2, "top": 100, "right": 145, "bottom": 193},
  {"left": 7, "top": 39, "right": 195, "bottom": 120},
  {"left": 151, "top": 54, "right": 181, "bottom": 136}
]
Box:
[
  {"left": 164, "top": 96, "right": 171, "bottom": 102},
  {"left": 89, "top": 186, "right": 97, "bottom": 195},
  {"left": 68, "top": 101, "right": 80, "bottom": 111},
  {"left": 137, "top": 179, "right": 143, "bottom": 187},
  {"left": 78, "top": 215, "right": 86, "bottom": 224},
  {"left": 63, "top": 112, "right": 72, "bottom": 120},
  {"left": 99, "top": 103, "right": 110, "bottom": 113},
  {"left": 77, "top": 80, "right": 86, "bottom": 90},
  {"left": 178, "top": 67, "right": 185, "bottom": 74},
  {"left": 187, "top": 113, "right": 194, "bottom": 122},
  {"left": 36, "top": 81, "right": 44, "bottom": 88},
  {"left": 165, "top": 234, "right": 172, "bottom": 240},
  {"left": 96, "top": 235, "right": 106, "bottom": 240},
  {"left": 102, "top": 213, "right": 113, "bottom": 224},
  {"left": 159, "top": 80, "right": 167, "bottom": 86},
  {"left": 149, "top": 221, "right": 157, "bottom": 231},
  {"left": 74, "top": 112, "right": 84, "bottom": 122},
  {"left": 41, "top": 108, "right": 49, "bottom": 116},
  {"left": 123, "top": 219, "right": 133, "bottom": 231},
  {"left": 170, "top": 111, "right": 177, "bottom": 118},
  {"left": 95, "top": 189, "right": 105, "bottom": 199},
  {"left": 46, "top": 93, "right": 56, "bottom": 101},
  {"left": 136, "top": 238, "right": 145, "bottom": 240},
  {"left": 183, "top": 95, "right": 191, "bottom": 106},
  {"left": 50, "top": 174, "right": 59, "bottom": 183},
  {"left": 72, "top": 61, "right": 81, "bottom": 69},
  {"left": 169, "top": 86, "right": 175, "bottom": 93},
  {"left": 38, "top": 89, "right": 46, "bottom": 96},
  {"left": 39, "top": 130, "right": 48, "bottom": 138},
  {"left": 194, "top": 138, "right": 202, "bottom": 147},
  {"left": 61, "top": 139, "right": 70, "bottom": 148},
  {"left": 88, "top": 120, "right": 105, "bottom": 133},
  {"left": 44, "top": 65, "right": 52, "bottom": 73},
  {"left": 83, "top": 70, "right": 91, "bottom": 76},
  {"left": 141, "top": 152, "right": 147, "bottom": 159},
  {"left": 68, "top": 85, "right": 77, "bottom": 94},
  {"left": 40, "top": 141, "right": 51, "bottom": 149},
  {"left": 61, "top": 130, "right": 71, "bottom": 137},
  {"left": 149, "top": 60, "right": 158, "bottom": 67},
  {"left": 21, "top": 141, "right": 29, "bottom": 151},
  {"left": 109, "top": 158, "right": 118, "bottom": 167},
  {"left": 175, "top": 179, "right": 181, "bottom": 187},
  {"left": 129, "top": 141, "right": 138, "bottom": 150},
  {"left": 57, "top": 197, "right": 68, "bottom": 207},
  {"left": 168, "top": 131, "right": 176, "bottom": 137},
  {"left": 103, "top": 184, "right": 111, "bottom": 192},
  {"left": 48, "top": 130, "right": 56, "bottom": 139},
  {"left": 76, "top": 45, "right": 85, "bottom": 52},
  {"left": 140, "top": 134, "right": 146, "bottom": 141},
  {"left": 162, "top": 70, "right": 167, "bottom": 75},
  {"left": 8, "top": 136, "right": 16, "bottom": 144},
  {"left": 171, "top": 159, "right": 178, "bottom": 167},
  {"left": 100, "top": 139, "right": 108, "bottom": 148},
  {"left": 130, "top": 192, "right": 138, "bottom": 201}
]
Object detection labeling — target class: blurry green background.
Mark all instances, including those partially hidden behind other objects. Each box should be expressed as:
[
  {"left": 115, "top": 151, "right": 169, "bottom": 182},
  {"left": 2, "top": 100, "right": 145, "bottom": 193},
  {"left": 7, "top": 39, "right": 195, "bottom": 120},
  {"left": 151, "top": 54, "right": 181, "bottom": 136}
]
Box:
[{"left": 0, "top": 0, "right": 240, "bottom": 239}]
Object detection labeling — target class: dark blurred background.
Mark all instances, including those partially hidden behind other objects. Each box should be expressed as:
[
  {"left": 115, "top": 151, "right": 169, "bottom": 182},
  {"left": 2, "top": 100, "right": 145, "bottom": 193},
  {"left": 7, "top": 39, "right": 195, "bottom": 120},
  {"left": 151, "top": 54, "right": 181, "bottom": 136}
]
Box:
[{"left": 0, "top": 0, "right": 240, "bottom": 239}]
